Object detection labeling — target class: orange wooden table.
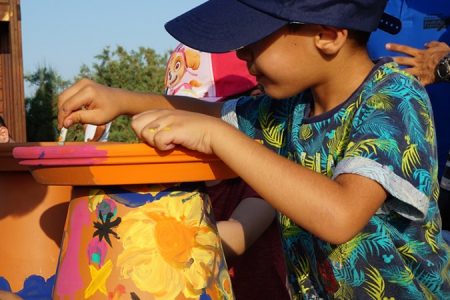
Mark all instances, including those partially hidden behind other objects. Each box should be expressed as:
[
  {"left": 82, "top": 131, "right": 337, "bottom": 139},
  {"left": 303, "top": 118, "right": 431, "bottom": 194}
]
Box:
[{"left": 13, "top": 142, "right": 237, "bottom": 299}]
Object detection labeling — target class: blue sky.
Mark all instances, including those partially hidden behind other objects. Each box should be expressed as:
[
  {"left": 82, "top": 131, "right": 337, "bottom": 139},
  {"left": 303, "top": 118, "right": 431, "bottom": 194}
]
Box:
[{"left": 21, "top": 0, "right": 204, "bottom": 94}]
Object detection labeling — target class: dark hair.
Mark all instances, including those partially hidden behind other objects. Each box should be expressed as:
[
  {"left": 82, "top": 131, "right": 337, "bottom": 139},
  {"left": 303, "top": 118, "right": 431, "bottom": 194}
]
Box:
[
  {"left": 347, "top": 30, "right": 372, "bottom": 47},
  {"left": 287, "top": 23, "right": 371, "bottom": 47},
  {"left": 0, "top": 116, "right": 6, "bottom": 127},
  {"left": 287, "top": 23, "right": 304, "bottom": 32}
]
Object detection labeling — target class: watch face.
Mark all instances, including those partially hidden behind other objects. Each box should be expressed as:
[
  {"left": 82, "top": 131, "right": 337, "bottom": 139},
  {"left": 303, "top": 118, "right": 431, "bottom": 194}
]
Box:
[{"left": 437, "top": 55, "right": 450, "bottom": 81}]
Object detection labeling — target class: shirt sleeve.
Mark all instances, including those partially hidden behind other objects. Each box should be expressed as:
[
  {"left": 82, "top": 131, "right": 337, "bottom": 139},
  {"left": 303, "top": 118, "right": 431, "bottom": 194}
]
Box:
[
  {"left": 221, "top": 95, "right": 273, "bottom": 140},
  {"left": 222, "top": 95, "right": 301, "bottom": 159},
  {"left": 333, "top": 72, "right": 438, "bottom": 221},
  {"left": 221, "top": 98, "right": 240, "bottom": 129}
]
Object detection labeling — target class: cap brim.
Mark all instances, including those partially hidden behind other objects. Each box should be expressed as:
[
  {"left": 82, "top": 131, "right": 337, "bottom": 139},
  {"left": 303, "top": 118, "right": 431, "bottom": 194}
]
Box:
[
  {"left": 200, "top": 96, "right": 223, "bottom": 102},
  {"left": 164, "top": 0, "right": 288, "bottom": 53}
]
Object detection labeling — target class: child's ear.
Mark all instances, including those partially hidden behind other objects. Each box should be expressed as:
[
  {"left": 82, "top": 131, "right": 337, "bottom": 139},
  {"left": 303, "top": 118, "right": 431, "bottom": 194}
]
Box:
[{"left": 314, "top": 26, "right": 348, "bottom": 55}]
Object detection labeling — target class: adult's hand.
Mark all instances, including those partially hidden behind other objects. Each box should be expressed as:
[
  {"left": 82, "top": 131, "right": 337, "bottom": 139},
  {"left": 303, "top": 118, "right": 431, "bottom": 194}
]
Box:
[{"left": 386, "top": 41, "right": 450, "bottom": 86}]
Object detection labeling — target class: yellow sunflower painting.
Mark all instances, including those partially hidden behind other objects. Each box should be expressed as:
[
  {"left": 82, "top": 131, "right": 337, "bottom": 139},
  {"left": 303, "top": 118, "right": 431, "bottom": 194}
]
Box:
[{"left": 117, "top": 191, "right": 230, "bottom": 300}]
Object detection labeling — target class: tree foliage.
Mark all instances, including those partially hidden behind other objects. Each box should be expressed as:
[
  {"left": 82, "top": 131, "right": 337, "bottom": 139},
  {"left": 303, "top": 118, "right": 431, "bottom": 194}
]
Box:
[
  {"left": 69, "top": 45, "right": 169, "bottom": 142},
  {"left": 24, "top": 45, "right": 169, "bottom": 142},
  {"left": 25, "top": 66, "right": 70, "bottom": 141}
]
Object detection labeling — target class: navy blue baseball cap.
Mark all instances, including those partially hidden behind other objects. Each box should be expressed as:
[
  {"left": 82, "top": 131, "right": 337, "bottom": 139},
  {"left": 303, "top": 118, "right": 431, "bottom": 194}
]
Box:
[{"left": 165, "top": 0, "right": 388, "bottom": 53}]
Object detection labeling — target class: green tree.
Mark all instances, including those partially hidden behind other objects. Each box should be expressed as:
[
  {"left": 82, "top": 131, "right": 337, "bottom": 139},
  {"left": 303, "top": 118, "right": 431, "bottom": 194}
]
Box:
[
  {"left": 25, "top": 66, "right": 70, "bottom": 141},
  {"left": 69, "top": 45, "right": 169, "bottom": 142}
]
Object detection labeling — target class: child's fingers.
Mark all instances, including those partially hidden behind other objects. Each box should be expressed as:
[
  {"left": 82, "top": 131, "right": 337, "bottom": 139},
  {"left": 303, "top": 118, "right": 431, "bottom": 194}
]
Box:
[
  {"left": 140, "top": 124, "right": 176, "bottom": 151},
  {"left": 58, "top": 87, "right": 97, "bottom": 128},
  {"left": 131, "top": 111, "right": 147, "bottom": 120},
  {"left": 58, "top": 79, "right": 91, "bottom": 109},
  {"left": 152, "top": 128, "right": 177, "bottom": 151},
  {"left": 131, "top": 109, "right": 174, "bottom": 138},
  {"left": 131, "top": 111, "right": 160, "bottom": 139},
  {"left": 132, "top": 110, "right": 185, "bottom": 151},
  {"left": 63, "top": 109, "right": 104, "bottom": 128},
  {"left": 139, "top": 125, "right": 157, "bottom": 146},
  {"left": 57, "top": 80, "right": 93, "bottom": 128}
]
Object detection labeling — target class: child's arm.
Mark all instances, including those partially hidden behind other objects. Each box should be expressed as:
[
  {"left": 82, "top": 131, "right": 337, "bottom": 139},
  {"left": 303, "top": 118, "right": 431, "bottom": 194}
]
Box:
[
  {"left": 57, "top": 79, "right": 223, "bottom": 129},
  {"left": 132, "top": 109, "right": 387, "bottom": 244},
  {"left": 217, "top": 197, "right": 276, "bottom": 257},
  {"left": 207, "top": 121, "right": 387, "bottom": 245}
]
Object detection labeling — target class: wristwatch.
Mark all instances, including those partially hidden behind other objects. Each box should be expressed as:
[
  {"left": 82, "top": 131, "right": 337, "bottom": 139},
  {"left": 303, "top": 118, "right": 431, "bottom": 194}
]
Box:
[{"left": 436, "top": 53, "right": 450, "bottom": 82}]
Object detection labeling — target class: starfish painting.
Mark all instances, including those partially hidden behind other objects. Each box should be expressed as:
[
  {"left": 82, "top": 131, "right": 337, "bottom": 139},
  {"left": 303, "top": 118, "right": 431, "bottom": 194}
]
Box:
[{"left": 93, "top": 211, "right": 121, "bottom": 247}]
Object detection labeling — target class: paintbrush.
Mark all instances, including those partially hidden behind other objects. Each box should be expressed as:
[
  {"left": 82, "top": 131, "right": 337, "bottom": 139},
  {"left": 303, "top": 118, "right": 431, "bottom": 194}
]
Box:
[{"left": 57, "top": 127, "right": 68, "bottom": 145}]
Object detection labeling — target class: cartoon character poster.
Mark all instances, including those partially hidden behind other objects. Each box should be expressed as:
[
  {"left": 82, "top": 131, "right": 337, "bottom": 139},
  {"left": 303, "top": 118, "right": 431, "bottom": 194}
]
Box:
[{"left": 165, "top": 44, "right": 215, "bottom": 100}]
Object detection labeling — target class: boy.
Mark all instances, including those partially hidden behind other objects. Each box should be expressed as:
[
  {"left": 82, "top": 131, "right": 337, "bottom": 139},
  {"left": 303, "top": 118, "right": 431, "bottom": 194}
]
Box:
[
  {"left": 165, "top": 43, "right": 289, "bottom": 299},
  {"left": 58, "top": 0, "right": 450, "bottom": 298}
]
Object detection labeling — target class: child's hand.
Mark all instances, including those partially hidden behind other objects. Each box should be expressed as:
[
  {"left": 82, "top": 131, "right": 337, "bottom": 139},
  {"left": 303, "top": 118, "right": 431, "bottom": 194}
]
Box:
[
  {"left": 57, "top": 79, "right": 124, "bottom": 129},
  {"left": 131, "top": 109, "right": 222, "bottom": 154}
]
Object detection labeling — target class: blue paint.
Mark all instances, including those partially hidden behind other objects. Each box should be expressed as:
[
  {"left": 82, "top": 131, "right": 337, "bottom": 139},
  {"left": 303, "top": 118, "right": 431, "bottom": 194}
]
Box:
[
  {"left": 104, "top": 182, "right": 201, "bottom": 208},
  {"left": 38, "top": 151, "right": 45, "bottom": 159},
  {"left": 91, "top": 252, "right": 101, "bottom": 265},
  {"left": 0, "top": 276, "right": 12, "bottom": 292},
  {"left": 0, "top": 275, "right": 55, "bottom": 300},
  {"left": 200, "top": 291, "right": 212, "bottom": 300}
]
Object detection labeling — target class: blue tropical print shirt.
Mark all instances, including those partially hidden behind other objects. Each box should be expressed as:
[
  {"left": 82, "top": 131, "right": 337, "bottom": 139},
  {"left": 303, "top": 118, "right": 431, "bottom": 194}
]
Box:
[{"left": 221, "top": 59, "right": 450, "bottom": 299}]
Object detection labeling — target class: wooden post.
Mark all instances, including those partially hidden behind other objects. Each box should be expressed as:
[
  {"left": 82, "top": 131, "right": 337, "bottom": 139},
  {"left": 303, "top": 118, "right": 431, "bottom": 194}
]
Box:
[{"left": 0, "top": 0, "right": 25, "bottom": 142}]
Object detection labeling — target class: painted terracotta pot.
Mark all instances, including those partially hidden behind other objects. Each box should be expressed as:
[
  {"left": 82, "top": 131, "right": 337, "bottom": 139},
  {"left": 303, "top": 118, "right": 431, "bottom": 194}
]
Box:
[
  {"left": 0, "top": 143, "right": 72, "bottom": 297},
  {"left": 14, "top": 142, "right": 236, "bottom": 299}
]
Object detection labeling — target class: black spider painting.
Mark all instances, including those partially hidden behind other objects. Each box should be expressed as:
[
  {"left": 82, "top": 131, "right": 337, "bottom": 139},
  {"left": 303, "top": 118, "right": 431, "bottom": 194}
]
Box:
[{"left": 93, "top": 210, "right": 121, "bottom": 247}]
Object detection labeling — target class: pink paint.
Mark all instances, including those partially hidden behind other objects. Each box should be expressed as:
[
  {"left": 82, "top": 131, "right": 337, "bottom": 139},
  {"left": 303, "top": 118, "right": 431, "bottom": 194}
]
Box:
[
  {"left": 13, "top": 145, "right": 108, "bottom": 159},
  {"left": 87, "top": 237, "right": 108, "bottom": 267},
  {"left": 17, "top": 157, "right": 108, "bottom": 166},
  {"left": 12, "top": 143, "right": 216, "bottom": 169},
  {"left": 13, "top": 144, "right": 109, "bottom": 166},
  {"left": 55, "top": 199, "right": 91, "bottom": 298}
]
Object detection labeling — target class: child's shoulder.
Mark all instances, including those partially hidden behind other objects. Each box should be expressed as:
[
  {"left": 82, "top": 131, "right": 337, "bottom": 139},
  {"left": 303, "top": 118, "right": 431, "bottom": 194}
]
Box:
[
  {"left": 364, "top": 59, "right": 430, "bottom": 104},
  {"left": 373, "top": 59, "right": 421, "bottom": 87}
]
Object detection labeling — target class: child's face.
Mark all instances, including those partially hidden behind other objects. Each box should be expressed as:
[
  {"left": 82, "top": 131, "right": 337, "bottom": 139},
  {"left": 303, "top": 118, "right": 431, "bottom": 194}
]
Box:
[
  {"left": 236, "top": 25, "right": 321, "bottom": 99},
  {"left": 0, "top": 126, "right": 10, "bottom": 143}
]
